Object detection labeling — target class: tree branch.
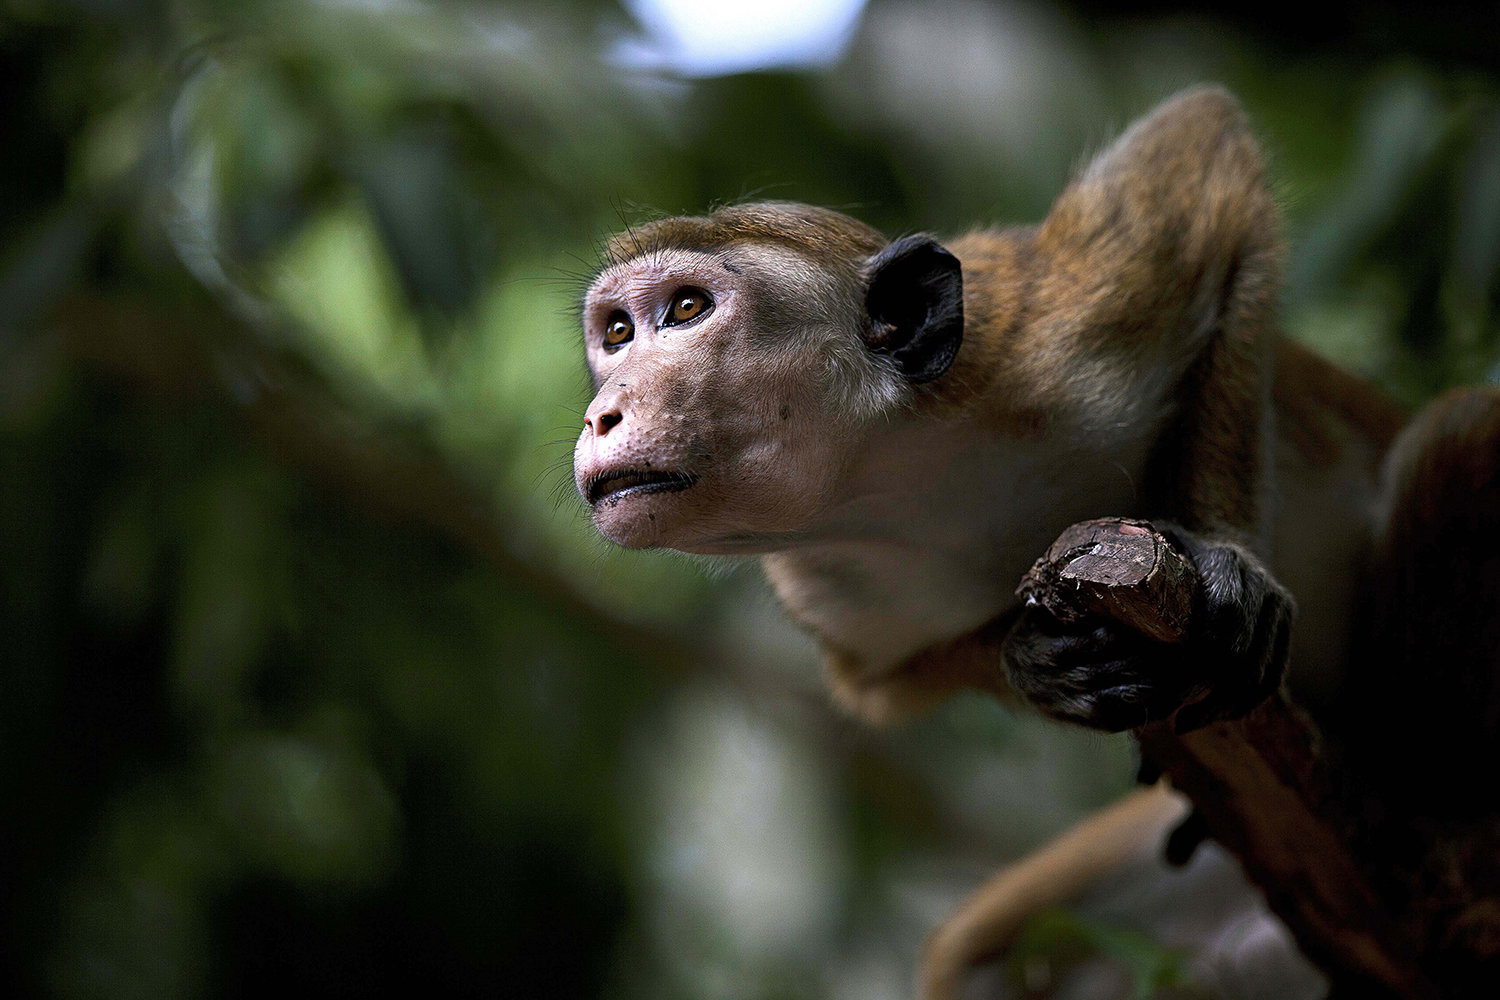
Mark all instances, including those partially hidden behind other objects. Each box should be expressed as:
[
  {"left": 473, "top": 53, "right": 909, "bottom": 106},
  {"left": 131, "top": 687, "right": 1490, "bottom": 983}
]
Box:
[{"left": 1019, "top": 518, "right": 1440, "bottom": 998}]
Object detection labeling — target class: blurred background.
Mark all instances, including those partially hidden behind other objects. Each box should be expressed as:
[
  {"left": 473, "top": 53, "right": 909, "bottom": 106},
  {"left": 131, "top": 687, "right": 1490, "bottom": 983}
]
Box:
[{"left": 3, "top": 1, "right": 1499, "bottom": 997}]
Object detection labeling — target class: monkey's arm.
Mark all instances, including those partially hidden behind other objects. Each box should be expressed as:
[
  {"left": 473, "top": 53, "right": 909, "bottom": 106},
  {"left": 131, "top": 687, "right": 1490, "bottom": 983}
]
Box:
[
  {"left": 992, "top": 88, "right": 1294, "bottom": 732},
  {"left": 819, "top": 90, "right": 1296, "bottom": 730}
]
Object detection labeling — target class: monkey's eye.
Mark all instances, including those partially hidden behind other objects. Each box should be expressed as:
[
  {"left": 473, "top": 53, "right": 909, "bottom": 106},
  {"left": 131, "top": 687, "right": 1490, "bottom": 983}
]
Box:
[
  {"left": 602, "top": 311, "right": 634, "bottom": 349},
  {"left": 663, "top": 288, "right": 713, "bottom": 327}
]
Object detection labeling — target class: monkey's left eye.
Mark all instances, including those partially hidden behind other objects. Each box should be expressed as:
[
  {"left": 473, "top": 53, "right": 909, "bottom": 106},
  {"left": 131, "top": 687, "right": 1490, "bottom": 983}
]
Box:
[{"left": 663, "top": 288, "right": 713, "bottom": 327}]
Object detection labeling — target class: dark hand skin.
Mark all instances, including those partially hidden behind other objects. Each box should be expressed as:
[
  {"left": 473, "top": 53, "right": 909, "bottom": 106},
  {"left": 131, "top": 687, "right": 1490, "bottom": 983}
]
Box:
[{"left": 1003, "top": 525, "right": 1295, "bottom": 733}]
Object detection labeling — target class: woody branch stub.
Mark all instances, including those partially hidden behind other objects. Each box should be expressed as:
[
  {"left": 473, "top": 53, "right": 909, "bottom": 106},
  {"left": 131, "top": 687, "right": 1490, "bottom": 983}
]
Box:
[{"left": 1015, "top": 516, "right": 1435, "bottom": 999}]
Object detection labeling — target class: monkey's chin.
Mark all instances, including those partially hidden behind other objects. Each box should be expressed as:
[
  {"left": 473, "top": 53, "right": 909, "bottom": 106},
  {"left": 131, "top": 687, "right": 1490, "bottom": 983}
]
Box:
[{"left": 588, "top": 487, "right": 697, "bottom": 549}]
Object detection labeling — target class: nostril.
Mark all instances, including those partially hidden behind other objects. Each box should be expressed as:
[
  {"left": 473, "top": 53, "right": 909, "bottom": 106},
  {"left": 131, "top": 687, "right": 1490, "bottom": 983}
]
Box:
[{"left": 592, "top": 409, "right": 623, "bottom": 436}]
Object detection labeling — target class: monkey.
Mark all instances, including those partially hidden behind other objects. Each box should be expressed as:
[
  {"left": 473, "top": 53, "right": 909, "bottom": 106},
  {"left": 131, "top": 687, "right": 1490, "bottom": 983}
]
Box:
[{"left": 571, "top": 87, "right": 1500, "bottom": 997}]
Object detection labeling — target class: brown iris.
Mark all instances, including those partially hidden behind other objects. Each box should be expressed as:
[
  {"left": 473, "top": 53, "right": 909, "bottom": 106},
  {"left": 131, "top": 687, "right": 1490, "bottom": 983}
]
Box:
[
  {"left": 665, "top": 288, "right": 712, "bottom": 326},
  {"left": 603, "top": 311, "right": 633, "bottom": 348}
]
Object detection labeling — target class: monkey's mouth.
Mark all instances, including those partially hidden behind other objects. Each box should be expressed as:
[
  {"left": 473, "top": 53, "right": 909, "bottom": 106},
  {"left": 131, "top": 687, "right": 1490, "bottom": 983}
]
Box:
[{"left": 585, "top": 468, "right": 698, "bottom": 506}]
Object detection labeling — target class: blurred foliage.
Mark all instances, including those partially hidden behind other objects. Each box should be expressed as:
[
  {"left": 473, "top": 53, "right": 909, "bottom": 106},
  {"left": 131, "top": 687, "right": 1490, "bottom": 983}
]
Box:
[
  {"left": 1010, "top": 908, "right": 1196, "bottom": 1000},
  {"left": 2, "top": 1, "right": 1499, "bottom": 998}
]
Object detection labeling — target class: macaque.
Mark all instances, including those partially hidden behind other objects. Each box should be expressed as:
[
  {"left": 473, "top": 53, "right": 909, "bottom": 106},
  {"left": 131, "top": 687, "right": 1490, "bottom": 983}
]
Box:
[{"left": 572, "top": 87, "right": 1500, "bottom": 997}]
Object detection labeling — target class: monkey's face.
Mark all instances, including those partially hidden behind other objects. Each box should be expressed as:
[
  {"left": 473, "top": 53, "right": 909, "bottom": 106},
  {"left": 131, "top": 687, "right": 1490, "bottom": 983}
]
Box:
[
  {"left": 575, "top": 247, "right": 885, "bottom": 554},
  {"left": 574, "top": 205, "right": 964, "bottom": 554}
]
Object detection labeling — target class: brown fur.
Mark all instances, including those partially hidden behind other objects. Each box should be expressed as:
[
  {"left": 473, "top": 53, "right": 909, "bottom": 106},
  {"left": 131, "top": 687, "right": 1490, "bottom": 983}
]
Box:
[
  {"left": 818, "top": 88, "right": 1306, "bottom": 714},
  {"left": 589, "top": 88, "right": 1405, "bottom": 724},
  {"left": 1025, "top": 90, "right": 1274, "bottom": 537},
  {"left": 579, "top": 87, "right": 1498, "bottom": 998},
  {"left": 604, "top": 202, "right": 887, "bottom": 276}
]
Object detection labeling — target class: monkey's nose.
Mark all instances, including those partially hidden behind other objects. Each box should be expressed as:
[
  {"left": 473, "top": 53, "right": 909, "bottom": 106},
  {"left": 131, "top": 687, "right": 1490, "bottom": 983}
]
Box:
[{"left": 585, "top": 407, "right": 623, "bottom": 437}]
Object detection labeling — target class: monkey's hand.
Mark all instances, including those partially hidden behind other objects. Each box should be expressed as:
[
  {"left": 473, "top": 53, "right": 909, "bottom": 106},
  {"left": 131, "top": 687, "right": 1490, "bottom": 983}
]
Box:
[{"left": 1004, "top": 527, "right": 1293, "bottom": 733}]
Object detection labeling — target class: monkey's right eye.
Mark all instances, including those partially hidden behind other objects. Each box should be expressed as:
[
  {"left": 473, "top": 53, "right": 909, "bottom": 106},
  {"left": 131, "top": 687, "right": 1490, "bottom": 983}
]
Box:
[{"left": 602, "top": 311, "right": 634, "bottom": 349}]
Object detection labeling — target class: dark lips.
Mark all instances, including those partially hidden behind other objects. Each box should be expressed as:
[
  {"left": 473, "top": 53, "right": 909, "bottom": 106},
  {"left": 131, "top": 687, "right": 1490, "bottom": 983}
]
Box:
[{"left": 585, "top": 469, "right": 697, "bottom": 505}]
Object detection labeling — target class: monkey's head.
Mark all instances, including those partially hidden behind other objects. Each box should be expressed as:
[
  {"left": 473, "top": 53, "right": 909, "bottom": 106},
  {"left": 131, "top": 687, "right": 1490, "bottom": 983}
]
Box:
[{"left": 574, "top": 202, "right": 964, "bottom": 554}]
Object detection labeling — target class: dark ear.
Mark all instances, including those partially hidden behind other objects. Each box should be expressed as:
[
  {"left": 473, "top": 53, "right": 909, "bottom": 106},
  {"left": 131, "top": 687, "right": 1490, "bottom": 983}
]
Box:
[{"left": 864, "top": 235, "right": 964, "bottom": 384}]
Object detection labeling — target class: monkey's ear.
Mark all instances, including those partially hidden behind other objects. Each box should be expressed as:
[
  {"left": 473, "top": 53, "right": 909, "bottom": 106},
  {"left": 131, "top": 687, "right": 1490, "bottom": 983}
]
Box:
[{"left": 864, "top": 235, "right": 964, "bottom": 383}]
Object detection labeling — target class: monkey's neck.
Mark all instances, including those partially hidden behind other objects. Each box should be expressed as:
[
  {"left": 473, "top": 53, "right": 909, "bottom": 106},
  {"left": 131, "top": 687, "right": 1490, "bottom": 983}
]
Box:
[{"left": 760, "top": 417, "right": 1151, "bottom": 679}]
